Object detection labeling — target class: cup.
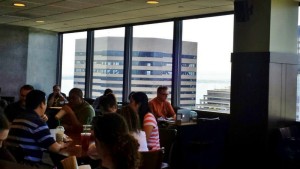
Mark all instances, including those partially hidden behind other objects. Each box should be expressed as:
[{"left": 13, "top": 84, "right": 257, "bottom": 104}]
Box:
[
  {"left": 55, "top": 109, "right": 67, "bottom": 120},
  {"left": 56, "top": 126, "right": 65, "bottom": 143},
  {"left": 61, "top": 155, "right": 78, "bottom": 169},
  {"left": 81, "top": 132, "right": 91, "bottom": 151},
  {"left": 83, "top": 125, "right": 92, "bottom": 132}
]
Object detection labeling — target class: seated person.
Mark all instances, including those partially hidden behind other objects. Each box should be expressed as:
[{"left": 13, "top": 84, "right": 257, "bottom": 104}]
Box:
[
  {"left": 0, "top": 112, "right": 16, "bottom": 162},
  {"left": 47, "top": 84, "right": 67, "bottom": 107},
  {"left": 148, "top": 86, "right": 176, "bottom": 119},
  {"left": 55, "top": 88, "right": 95, "bottom": 132},
  {"left": 5, "top": 90, "right": 67, "bottom": 166},
  {"left": 99, "top": 93, "right": 118, "bottom": 114},
  {"left": 92, "top": 113, "right": 140, "bottom": 169},
  {"left": 4, "top": 84, "right": 34, "bottom": 122},
  {"left": 92, "top": 88, "right": 113, "bottom": 114}
]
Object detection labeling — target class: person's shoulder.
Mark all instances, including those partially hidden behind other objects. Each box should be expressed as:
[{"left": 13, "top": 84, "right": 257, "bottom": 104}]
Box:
[{"left": 149, "top": 97, "right": 158, "bottom": 103}]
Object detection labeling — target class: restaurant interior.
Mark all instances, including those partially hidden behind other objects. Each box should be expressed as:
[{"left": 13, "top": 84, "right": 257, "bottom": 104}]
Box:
[{"left": 0, "top": 0, "right": 300, "bottom": 169}]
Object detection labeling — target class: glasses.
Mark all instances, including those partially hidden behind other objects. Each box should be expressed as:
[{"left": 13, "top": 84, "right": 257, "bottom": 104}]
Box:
[{"left": 160, "top": 93, "right": 168, "bottom": 96}]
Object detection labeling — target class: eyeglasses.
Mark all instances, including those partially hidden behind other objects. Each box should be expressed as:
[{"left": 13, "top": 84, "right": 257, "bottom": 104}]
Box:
[{"left": 160, "top": 93, "right": 168, "bottom": 96}]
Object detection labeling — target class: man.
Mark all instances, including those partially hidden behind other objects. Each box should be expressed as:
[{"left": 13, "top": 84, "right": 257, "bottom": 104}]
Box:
[
  {"left": 4, "top": 84, "right": 34, "bottom": 122},
  {"left": 56, "top": 88, "right": 95, "bottom": 131},
  {"left": 148, "top": 86, "right": 176, "bottom": 119},
  {"left": 92, "top": 88, "right": 113, "bottom": 115},
  {"left": 47, "top": 84, "right": 67, "bottom": 107},
  {"left": 6, "top": 90, "right": 67, "bottom": 166}
]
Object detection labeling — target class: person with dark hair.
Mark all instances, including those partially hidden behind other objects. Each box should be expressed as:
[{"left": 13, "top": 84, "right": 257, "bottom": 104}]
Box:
[
  {"left": 47, "top": 84, "right": 67, "bottom": 107},
  {"left": 118, "top": 105, "right": 148, "bottom": 151},
  {"left": 131, "top": 92, "right": 160, "bottom": 150},
  {"left": 6, "top": 90, "right": 67, "bottom": 167},
  {"left": 148, "top": 85, "right": 176, "bottom": 119},
  {"left": 0, "top": 111, "right": 16, "bottom": 162},
  {"left": 4, "top": 84, "right": 42, "bottom": 122},
  {"left": 92, "top": 113, "right": 140, "bottom": 169},
  {"left": 100, "top": 93, "right": 118, "bottom": 114},
  {"left": 92, "top": 88, "right": 113, "bottom": 111},
  {"left": 56, "top": 88, "right": 95, "bottom": 131}
]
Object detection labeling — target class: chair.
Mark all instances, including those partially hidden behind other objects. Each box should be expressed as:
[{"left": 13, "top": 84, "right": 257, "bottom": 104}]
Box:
[
  {"left": 6, "top": 145, "right": 25, "bottom": 163},
  {"left": 61, "top": 156, "right": 78, "bottom": 169},
  {"left": 139, "top": 149, "right": 163, "bottom": 169},
  {"left": 159, "top": 128, "right": 177, "bottom": 164}
]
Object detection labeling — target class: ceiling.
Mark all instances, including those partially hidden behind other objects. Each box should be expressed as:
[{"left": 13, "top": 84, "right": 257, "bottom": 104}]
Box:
[{"left": 0, "top": 0, "right": 234, "bottom": 33}]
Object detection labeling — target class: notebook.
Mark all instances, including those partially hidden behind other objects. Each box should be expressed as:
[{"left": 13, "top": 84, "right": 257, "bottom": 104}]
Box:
[{"left": 176, "top": 108, "right": 191, "bottom": 123}]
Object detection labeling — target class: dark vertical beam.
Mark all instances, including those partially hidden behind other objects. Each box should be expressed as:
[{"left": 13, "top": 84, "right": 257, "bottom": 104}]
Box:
[
  {"left": 85, "top": 30, "right": 94, "bottom": 98},
  {"left": 122, "top": 26, "right": 133, "bottom": 103},
  {"left": 171, "top": 20, "right": 182, "bottom": 108},
  {"left": 56, "top": 33, "right": 63, "bottom": 86}
]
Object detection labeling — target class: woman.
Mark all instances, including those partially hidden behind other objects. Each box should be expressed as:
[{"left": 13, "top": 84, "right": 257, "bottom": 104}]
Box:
[
  {"left": 130, "top": 92, "right": 160, "bottom": 150},
  {"left": 92, "top": 113, "right": 140, "bottom": 169},
  {"left": 118, "top": 105, "right": 148, "bottom": 151}
]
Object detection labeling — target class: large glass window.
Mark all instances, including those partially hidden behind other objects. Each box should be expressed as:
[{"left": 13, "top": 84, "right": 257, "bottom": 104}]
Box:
[
  {"left": 61, "top": 31, "right": 87, "bottom": 95},
  {"left": 92, "top": 28, "right": 125, "bottom": 101},
  {"left": 132, "top": 22, "right": 174, "bottom": 101},
  {"left": 182, "top": 15, "right": 233, "bottom": 113}
]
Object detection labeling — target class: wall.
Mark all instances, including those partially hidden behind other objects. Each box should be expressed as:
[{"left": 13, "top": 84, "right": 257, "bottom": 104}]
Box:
[{"left": 0, "top": 25, "right": 58, "bottom": 99}]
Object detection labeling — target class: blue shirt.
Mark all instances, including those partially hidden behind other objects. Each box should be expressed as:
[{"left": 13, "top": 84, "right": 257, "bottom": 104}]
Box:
[{"left": 6, "top": 110, "right": 55, "bottom": 163}]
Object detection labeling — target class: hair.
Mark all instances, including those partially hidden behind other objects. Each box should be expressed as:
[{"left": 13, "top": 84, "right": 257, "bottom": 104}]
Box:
[
  {"left": 103, "top": 88, "right": 113, "bottom": 96},
  {"left": 52, "top": 84, "right": 60, "bottom": 90},
  {"left": 92, "top": 113, "right": 140, "bottom": 169},
  {"left": 157, "top": 85, "right": 168, "bottom": 93},
  {"left": 100, "top": 93, "right": 117, "bottom": 113},
  {"left": 20, "top": 84, "right": 34, "bottom": 93},
  {"left": 0, "top": 110, "right": 9, "bottom": 130},
  {"left": 131, "top": 92, "right": 151, "bottom": 127},
  {"left": 118, "top": 105, "right": 141, "bottom": 133},
  {"left": 69, "top": 88, "right": 83, "bottom": 98},
  {"left": 128, "top": 91, "right": 135, "bottom": 101},
  {"left": 25, "top": 90, "right": 46, "bottom": 111}
]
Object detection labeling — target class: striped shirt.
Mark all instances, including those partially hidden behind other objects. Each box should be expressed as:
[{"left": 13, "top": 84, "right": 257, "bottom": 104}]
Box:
[
  {"left": 6, "top": 110, "right": 55, "bottom": 163},
  {"left": 143, "top": 113, "right": 160, "bottom": 150}
]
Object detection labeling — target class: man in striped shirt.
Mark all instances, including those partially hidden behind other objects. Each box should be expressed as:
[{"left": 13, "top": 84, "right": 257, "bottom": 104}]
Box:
[{"left": 6, "top": 90, "right": 67, "bottom": 167}]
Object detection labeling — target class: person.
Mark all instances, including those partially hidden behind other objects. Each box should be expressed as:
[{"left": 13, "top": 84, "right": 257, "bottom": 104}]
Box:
[
  {"left": 92, "top": 113, "right": 140, "bottom": 169},
  {"left": 118, "top": 105, "right": 148, "bottom": 151},
  {"left": 0, "top": 112, "right": 16, "bottom": 162},
  {"left": 100, "top": 93, "right": 118, "bottom": 114},
  {"left": 131, "top": 92, "right": 160, "bottom": 150},
  {"left": 148, "top": 86, "right": 176, "bottom": 119},
  {"left": 5, "top": 90, "right": 67, "bottom": 167},
  {"left": 92, "top": 88, "right": 113, "bottom": 114},
  {"left": 47, "top": 84, "right": 67, "bottom": 107},
  {"left": 56, "top": 88, "right": 95, "bottom": 131},
  {"left": 4, "top": 84, "right": 49, "bottom": 123}
]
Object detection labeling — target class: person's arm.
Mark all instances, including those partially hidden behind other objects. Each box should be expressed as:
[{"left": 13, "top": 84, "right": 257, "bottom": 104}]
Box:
[
  {"left": 144, "top": 125, "right": 154, "bottom": 140},
  {"left": 48, "top": 142, "right": 68, "bottom": 153},
  {"left": 166, "top": 102, "right": 176, "bottom": 119},
  {"left": 47, "top": 94, "right": 55, "bottom": 107}
]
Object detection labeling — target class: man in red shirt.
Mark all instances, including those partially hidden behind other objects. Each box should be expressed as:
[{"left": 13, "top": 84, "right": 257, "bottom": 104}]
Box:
[{"left": 148, "top": 86, "right": 176, "bottom": 119}]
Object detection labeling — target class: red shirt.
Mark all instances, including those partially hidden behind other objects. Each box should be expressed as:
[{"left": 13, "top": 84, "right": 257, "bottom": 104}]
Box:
[{"left": 148, "top": 97, "right": 175, "bottom": 118}]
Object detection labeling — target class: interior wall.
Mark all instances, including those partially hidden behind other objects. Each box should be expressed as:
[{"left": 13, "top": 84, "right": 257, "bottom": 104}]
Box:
[{"left": 0, "top": 25, "right": 58, "bottom": 99}]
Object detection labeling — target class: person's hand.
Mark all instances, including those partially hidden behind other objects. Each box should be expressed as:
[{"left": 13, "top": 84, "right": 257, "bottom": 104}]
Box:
[{"left": 41, "top": 114, "right": 48, "bottom": 122}]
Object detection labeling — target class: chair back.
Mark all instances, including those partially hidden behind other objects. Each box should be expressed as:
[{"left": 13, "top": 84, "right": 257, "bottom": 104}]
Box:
[
  {"left": 61, "top": 156, "right": 78, "bottom": 169},
  {"left": 139, "top": 149, "right": 163, "bottom": 169},
  {"left": 159, "top": 128, "right": 177, "bottom": 163},
  {"left": 6, "top": 145, "right": 25, "bottom": 163}
]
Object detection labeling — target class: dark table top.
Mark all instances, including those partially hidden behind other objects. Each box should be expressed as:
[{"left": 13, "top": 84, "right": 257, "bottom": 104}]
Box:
[{"left": 0, "top": 160, "right": 36, "bottom": 169}]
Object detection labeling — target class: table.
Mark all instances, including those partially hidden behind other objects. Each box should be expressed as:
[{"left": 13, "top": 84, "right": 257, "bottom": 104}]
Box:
[
  {"left": 0, "top": 160, "right": 36, "bottom": 169},
  {"left": 59, "top": 132, "right": 88, "bottom": 158}
]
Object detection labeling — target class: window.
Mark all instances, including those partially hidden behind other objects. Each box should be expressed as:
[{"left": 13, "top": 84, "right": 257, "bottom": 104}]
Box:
[
  {"left": 181, "top": 15, "right": 233, "bottom": 112},
  {"left": 132, "top": 22, "right": 174, "bottom": 101},
  {"left": 61, "top": 31, "right": 87, "bottom": 95},
  {"left": 92, "top": 28, "right": 125, "bottom": 101}
]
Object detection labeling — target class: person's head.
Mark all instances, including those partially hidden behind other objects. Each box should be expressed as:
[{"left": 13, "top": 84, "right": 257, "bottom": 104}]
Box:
[
  {"left": 130, "top": 92, "right": 150, "bottom": 126},
  {"left": 103, "top": 88, "right": 113, "bottom": 96},
  {"left": 19, "top": 84, "right": 34, "bottom": 107},
  {"left": 52, "top": 84, "right": 61, "bottom": 94},
  {"left": 128, "top": 91, "right": 135, "bottom": 102},
  {"left": 68, "top": 88, "right": 84, "bottom": 107},
  {"left": 101, "top": 93, "right": 118, "bottom": 113},
  {"left": 0, "top": 111, "right": 9, "bottom": 148},
  {"left": 92, "top": 113, "right": 140, "bottom": 169},
  {"left": 156, "top": 85, "right": 169, "bottom": 101},
  {"left": 26, "top": 90, "right": 47, "bottom": 115},
  {"left": 118, "top": 105, "right": 141, "bottom": 133}
]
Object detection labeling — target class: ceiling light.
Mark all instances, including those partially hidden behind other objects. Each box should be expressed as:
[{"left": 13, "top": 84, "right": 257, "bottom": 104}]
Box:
[
  {"left": 13, "top": 3, "right": 26, "bottom": 7},
  {"left": 147, "top": 0, "right": 159, "bottom": 4},
  {"left": 36, "top": 20, "right": 45, "bottom": 23}
]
